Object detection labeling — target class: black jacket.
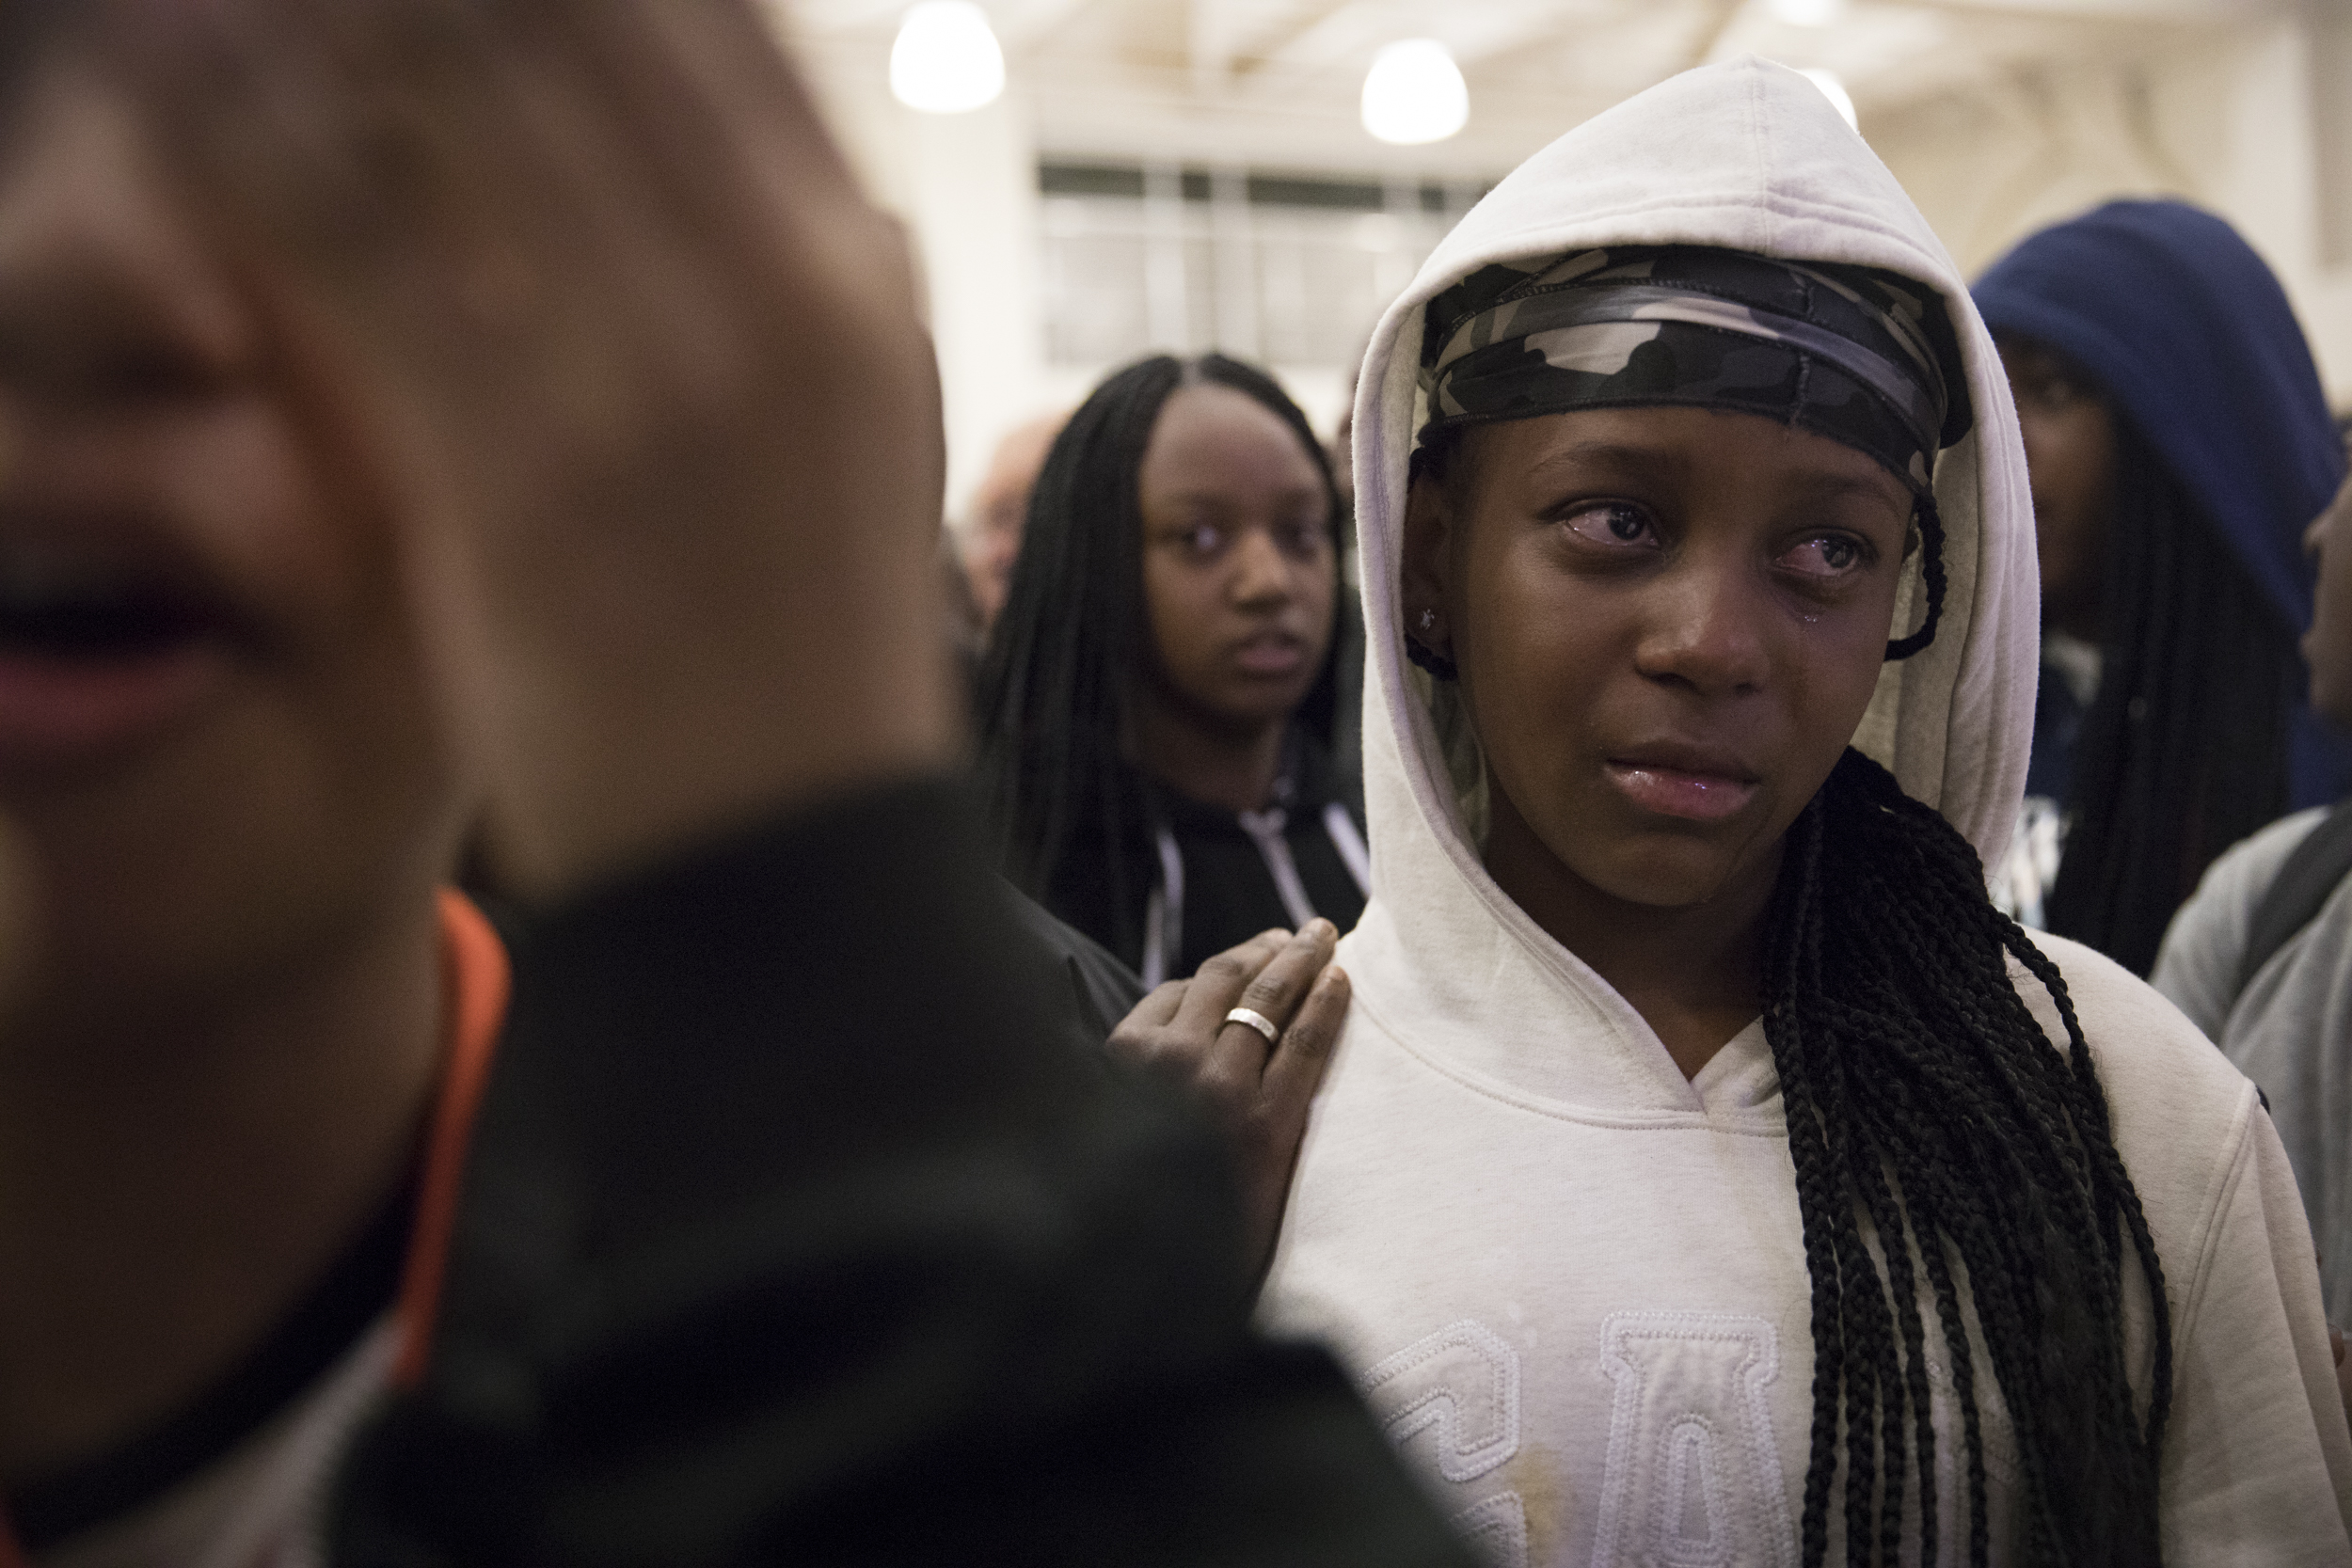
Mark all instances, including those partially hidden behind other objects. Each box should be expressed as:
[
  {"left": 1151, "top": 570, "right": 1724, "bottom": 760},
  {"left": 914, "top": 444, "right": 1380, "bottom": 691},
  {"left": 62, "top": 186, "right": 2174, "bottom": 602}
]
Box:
[
  {"left": 1047, "top": 734, "right": 1370, "bottom": 986},
  {"left": 330, "top": 779, "right": 1467, "bottom": 1567}
]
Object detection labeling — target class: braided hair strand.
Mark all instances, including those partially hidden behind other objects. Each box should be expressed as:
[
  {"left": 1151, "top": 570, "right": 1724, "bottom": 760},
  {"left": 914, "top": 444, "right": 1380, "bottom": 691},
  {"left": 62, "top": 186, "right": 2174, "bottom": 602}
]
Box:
[{"left": 1770, "top": 750, "right": 2172, "bottom": 1566}]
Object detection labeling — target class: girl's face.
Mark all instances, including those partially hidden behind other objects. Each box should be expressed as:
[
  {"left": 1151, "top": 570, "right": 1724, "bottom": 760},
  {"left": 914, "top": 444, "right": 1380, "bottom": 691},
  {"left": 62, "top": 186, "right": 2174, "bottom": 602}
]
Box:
[
  {"left": 0, "top": 47, "right": 464, "bottom": 1025},
  {"left": 1404, "top": 405, "right": 1914, "bottom": 914},
  {"left": 1137, "top": 383, "right": 1335, "bottom": 735},
  {"left": 1998, "top": 335, "right": 2113, "bottom": 644}
]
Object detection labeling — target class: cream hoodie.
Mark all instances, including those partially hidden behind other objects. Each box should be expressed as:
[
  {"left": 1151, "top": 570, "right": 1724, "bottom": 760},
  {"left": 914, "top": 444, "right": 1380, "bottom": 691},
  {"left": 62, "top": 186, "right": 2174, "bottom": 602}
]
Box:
[{"left": 1259, "top": 58, "right": 2352, "bottom": 1566}]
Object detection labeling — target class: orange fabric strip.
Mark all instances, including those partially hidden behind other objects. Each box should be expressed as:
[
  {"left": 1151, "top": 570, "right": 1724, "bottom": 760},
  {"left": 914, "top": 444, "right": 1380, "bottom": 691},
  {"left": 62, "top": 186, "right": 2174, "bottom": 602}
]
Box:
[{"left": 391, "top": 890, "right": 513, "bottom": 1390}]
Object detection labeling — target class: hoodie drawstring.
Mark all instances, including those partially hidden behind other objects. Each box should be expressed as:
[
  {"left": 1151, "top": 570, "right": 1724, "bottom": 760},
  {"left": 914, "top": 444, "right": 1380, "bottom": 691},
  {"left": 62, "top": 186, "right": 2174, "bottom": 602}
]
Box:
[
  {"left": 1323, "top": 802, "right": 1372, "bottom": 898},
  {"left": 1145, "top": 801, "right": 1371, "bottom": 985},
  {"left": 1238, "top": 806, "right": 1319, "bottom": 930},
  {"left": 1142, "top": 827, "right": 1185, "bottom": 989}
]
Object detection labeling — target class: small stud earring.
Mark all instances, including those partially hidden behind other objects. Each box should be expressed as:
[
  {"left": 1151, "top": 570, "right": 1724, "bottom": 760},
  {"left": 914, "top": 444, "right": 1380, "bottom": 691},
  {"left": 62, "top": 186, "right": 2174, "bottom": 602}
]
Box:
[{"left": 1419, "top": 609, "right": 1436, "bottom": 631}]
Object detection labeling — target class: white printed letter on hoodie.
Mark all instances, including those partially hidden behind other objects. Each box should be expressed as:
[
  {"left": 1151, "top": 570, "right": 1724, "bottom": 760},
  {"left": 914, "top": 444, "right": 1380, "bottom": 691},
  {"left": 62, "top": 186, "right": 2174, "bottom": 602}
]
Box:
[{"left": 1258, "top": 56, "right": 2352, "bottom": 1568}]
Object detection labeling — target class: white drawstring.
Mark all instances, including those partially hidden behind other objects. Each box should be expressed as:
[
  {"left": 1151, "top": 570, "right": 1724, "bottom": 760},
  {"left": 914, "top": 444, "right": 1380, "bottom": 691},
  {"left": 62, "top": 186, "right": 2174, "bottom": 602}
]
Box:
[
  {"left": 1148, "top": 796, "right": 1368, "bottom": 983},
  {"left": 1323, "top": 801, "right": 1371, "bottom": 897},
  {"left": 1238, "top": 806, "right": 1320, "bottom": 929},
  {"left": 1140, "top": 826, "right": 1185, "bottom": 989}
]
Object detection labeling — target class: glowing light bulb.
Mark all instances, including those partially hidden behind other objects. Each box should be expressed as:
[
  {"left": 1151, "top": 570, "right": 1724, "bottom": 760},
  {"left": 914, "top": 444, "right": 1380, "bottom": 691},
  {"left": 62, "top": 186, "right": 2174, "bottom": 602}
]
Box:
[
  {"left": 1800, "top": 68, "right": 1858, "bottom": 132},
  {"left": 1360, "top": 40, "right": 1469, "bottom": 146},
  {"left": 1768, "top": 0, "right": 1847, "bottom": 25},
  {"left": 890, "top": 1, "right": 1005, "bottom": 116}
]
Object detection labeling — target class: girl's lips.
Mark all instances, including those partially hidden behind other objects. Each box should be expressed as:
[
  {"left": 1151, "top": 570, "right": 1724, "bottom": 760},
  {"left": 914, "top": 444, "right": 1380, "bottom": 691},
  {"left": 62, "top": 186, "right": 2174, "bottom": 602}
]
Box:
[
  {"left": 1232, "top": 635, "right": 1307, "bottom": 675},
  {"left": 0, "top": 642, "right": 231, "bottom": 772},
  {"left": 1604, "top": 761, "right": 1759, "bottom": 823}
]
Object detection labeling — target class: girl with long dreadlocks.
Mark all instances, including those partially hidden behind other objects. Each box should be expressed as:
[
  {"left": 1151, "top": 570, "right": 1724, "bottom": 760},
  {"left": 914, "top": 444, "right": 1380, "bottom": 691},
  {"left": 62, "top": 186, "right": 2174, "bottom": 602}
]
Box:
[
  {"left": 1211, "top": 58, "right": 2350, "bottom": 1566},
  {"left": 1973, "top": 201, "right": 2352, "bottom": 975},
  {"left": 978, "top": 354, "right": 1369, "bottom": 985}
]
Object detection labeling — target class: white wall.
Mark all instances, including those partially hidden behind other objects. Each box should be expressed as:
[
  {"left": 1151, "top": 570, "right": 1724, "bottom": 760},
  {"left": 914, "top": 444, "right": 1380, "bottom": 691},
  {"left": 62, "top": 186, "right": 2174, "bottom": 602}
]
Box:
[{"left": 800, "top": 49, "right": 1059, "bottom": 524}]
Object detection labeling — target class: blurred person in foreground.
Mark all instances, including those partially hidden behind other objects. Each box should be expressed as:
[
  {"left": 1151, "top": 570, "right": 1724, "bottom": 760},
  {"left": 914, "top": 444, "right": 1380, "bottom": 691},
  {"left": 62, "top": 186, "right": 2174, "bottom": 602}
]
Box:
[
  {"left": 978, "top": 355, "right": 1368, "bottom": 986},
  {"left": 0, "top": 3, "right": 1470, "bottom": 1564},
  {"left": 1973, "top": 199, "right": 2351, "bottom": 973},
  {"left": 2154, "top": 450, "right": 2352, "bottom": 1332},
  {"left": 959, "top": 408, "right": 1064, "bottom": 635}
]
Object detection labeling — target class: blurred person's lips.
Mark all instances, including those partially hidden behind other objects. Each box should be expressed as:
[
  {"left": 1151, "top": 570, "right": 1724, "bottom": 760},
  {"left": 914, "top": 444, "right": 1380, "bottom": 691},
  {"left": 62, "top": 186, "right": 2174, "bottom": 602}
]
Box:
[
  {"left": 1603, "top": 742, "right": 1760, "bottom": 823},
  {"left": 1231, "top": 628, "right": 1307, "bottom": 676},
  {"left": 0, "top": 527, "right": 246, "bottom": 773}
]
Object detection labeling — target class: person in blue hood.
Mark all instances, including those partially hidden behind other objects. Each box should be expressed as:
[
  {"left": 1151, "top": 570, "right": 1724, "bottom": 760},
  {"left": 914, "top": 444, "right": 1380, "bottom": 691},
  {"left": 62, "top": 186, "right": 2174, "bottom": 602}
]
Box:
[{"left": 1975, "top": 198, "right": 2352, "bottom": 975}]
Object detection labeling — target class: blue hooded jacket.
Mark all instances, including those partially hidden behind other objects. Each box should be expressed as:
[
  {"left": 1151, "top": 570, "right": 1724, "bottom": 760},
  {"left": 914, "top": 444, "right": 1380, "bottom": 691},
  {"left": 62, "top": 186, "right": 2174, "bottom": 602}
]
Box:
[{"left": 1974, "top": 198, "right": 2351, "bottom": 809}]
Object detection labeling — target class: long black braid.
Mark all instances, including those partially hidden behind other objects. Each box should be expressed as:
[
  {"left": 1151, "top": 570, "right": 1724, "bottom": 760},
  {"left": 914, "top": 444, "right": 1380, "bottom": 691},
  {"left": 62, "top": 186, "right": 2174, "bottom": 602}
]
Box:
[
  {"left": 2044, "top": 418, "right": 2299, "bottom": 975},
  {"left": 1769, "top": 750, "right": 2170, "bottom": 1566}
]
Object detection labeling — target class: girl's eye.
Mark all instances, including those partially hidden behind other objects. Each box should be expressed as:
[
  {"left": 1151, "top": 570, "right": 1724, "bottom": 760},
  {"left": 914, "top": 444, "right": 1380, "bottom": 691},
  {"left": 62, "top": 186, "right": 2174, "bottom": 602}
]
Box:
[
  {"left": 1276, "top": 521, "right": 1326, "bottom": 559},
  {"left": 1563, "top": 502, "right": 1656, "bottom": 549},
  {"left": 1183, "top": 524, "right": 1226, "bottom": 557},
  {"left": 1779, "top": 534, "right": 1868, "bottom": 578},
  {"left": 2021, "top": 372, "right": 2087, "bottom": 411}
]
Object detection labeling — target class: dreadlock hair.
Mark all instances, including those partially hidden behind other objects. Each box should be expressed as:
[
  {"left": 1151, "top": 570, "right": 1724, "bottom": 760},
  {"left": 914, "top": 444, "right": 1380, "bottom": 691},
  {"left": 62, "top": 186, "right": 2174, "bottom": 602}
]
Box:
[
  {"left": 1772, "top": 751, "right": 2169, "bottom": 1567},
  {"left": 2044, "top": 414, "right": 2300, "bottom": 976},
  {"left": 975, "top": 353, "right": 1343, "bottom": 962},
  {"left": 1412, "top": 420, "right": 2173, "bottom": 1567}
]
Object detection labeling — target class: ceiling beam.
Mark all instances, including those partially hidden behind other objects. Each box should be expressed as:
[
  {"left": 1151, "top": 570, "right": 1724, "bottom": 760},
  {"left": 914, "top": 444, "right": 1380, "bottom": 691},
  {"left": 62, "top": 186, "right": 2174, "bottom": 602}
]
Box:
[
  {"left": 1228, "top": 0, "right": 1594, "bottom": 101},
  {"left": 1191, "top": 0, "right": 1239, "bottom": 95},
  {"left": 1241, "top": 0, "right": 1379, "bottom": 72},
  {"left": 996, "top": 0, "right": 1106, "bottom": 53},
  {"left": 1898, "top": 0, "right": 2275, "bottom": 18}
]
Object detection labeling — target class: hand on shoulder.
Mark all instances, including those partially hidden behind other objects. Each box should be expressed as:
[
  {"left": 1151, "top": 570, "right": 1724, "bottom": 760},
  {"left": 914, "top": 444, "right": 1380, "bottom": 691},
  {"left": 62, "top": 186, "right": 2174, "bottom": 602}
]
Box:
[{"left": 1110, "top": 921, "right": 1350, "bottom": 1280}]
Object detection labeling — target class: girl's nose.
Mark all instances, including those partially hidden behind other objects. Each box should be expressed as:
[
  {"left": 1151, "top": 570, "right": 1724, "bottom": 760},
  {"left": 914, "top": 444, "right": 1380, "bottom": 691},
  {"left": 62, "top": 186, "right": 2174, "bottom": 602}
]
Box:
[{"left": 1631, "top": 551, "right": 1769, "bottom": 697}]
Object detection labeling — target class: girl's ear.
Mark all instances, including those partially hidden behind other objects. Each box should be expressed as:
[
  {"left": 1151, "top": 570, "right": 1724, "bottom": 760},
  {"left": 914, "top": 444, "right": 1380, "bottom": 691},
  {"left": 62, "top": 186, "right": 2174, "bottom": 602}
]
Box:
[{"left": 1401, "top": 467, "right": 1457, "bottom": 664}]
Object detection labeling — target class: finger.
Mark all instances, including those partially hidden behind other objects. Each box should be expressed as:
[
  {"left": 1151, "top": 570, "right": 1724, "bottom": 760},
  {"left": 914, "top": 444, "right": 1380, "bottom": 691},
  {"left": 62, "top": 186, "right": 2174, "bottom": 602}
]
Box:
[
  {"left": 1104, "top": 980, "right": 1186, "bottom": 1064},
  {"left": 603, "top": 2, "right": 883, "bottom": 262},
  {"left": 1259, "top": 963, "right": 1349, "bottom": 1117},
  {"left": 100, "top": 0, "right": 517, "bottom": 295},
  {"left": 1168, "top": 928, "right": 1290, "bottom": 1038},
  {"left": 1127, "top": 979, "right": 1188, "bottom": 1032},
  {"left": 1233, "top": 963, "right": 1348, "bottom": 1280},
  {"left": 1232, "top": 918, "right": 1339, "bottom": 1035},
  {"left": 1200, "top": 919, "right": 1337, "bottom": 1092}
]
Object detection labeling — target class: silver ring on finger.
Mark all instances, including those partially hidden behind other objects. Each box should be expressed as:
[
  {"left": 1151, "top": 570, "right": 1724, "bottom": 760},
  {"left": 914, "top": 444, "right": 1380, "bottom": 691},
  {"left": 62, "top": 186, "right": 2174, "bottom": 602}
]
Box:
[{"left": 1225, "top": 1006, "right": 1279, "bottom": 1044}]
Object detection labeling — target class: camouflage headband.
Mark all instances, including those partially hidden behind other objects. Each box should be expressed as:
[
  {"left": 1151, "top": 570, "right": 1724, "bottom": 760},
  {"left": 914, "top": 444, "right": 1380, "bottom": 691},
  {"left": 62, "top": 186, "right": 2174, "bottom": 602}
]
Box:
[
  {"left": 1419, "top": 246, "right": 1971, "bottom": 497},
  {"left": 1413, "top": 246, "right": 1972, "bottom": 662}
]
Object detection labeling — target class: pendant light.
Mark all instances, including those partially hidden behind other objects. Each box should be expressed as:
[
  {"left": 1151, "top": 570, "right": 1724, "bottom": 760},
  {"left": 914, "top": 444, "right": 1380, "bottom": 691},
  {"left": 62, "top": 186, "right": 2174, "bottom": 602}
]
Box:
[
  {"left": 1361, "top": 40, "right": 1469, "bottom": 147},
  {"left": 890, "top": 1, "right": 1006, "bottom": 116}
]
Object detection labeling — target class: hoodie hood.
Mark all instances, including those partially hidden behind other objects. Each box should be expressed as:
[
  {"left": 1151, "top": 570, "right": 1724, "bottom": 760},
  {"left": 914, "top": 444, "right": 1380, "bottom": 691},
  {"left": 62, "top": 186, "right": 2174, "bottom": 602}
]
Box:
[
  {"left": 1974, "top": 199, "right": 2352, "bottom": 809},
  {"left": 1342, "top": 57, "right": 2038, "bottom": 1109},
  {"left": 1974, "top": 200, "right": 2340, "bottom": 637}
]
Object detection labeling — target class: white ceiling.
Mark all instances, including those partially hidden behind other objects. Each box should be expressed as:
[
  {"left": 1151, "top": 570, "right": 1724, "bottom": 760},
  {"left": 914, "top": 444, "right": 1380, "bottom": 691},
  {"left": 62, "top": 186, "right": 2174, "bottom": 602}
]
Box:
[{"left": 775, "top": 0, "right": 2290, "bottom": 178}]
